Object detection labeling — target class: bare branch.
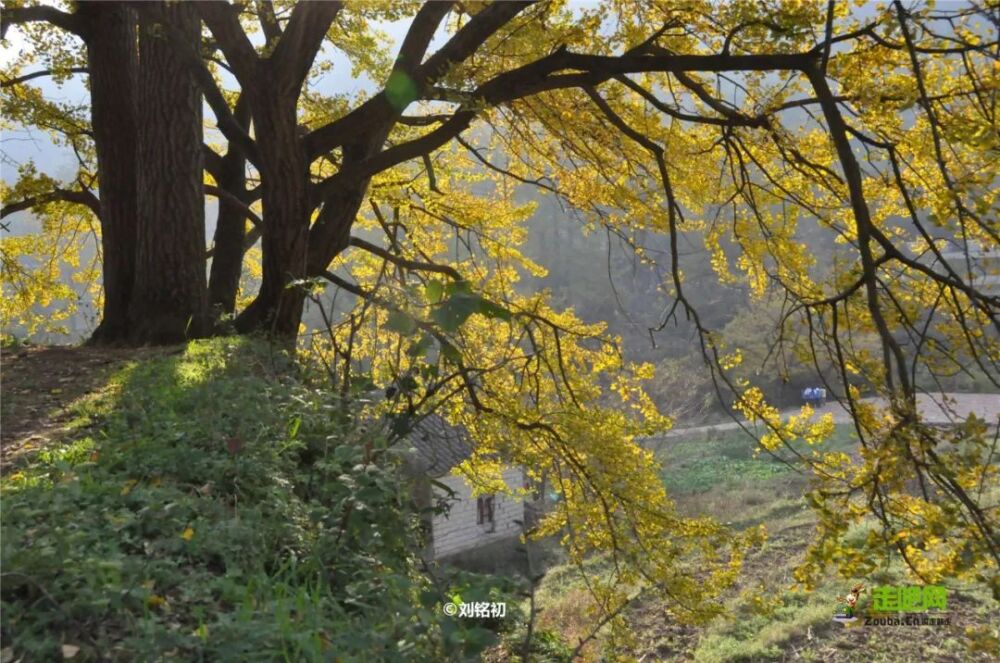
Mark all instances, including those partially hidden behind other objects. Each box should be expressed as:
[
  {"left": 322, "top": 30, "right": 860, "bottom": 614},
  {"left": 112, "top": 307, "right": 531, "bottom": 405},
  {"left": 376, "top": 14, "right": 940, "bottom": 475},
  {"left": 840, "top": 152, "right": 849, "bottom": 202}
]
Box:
[
  {"left": 1, "top": 5, "right": 86, "bottom": 40},
  {"left": 1, "top": 188, "right": 100, "bottom": 219},
  {"left": 204, "top": 184, "right": 261, "bottom": 227},
  {"left": 615, "top": 75, "right": 766, "bottom": 127},
  {"left": 347, "top": 236, "right": 461, "bottom": 280},
  {"left": 1, "top": 67, "right": 87, "bottom": 88}
]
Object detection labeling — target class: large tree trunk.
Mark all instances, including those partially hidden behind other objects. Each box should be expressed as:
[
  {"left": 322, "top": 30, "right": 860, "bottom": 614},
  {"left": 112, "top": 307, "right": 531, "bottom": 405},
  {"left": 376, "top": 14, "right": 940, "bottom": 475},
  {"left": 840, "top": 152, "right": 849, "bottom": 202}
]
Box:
[
  {"left": 306, "top": 132, "right": 390, "bottom": 277},
  {"left": 82, "top": 2, "right": 138, "bottom": 345},
  {"left": 128, "top": 2, "right": 208, "bottom": 344},
  {"left": 234, "top": 92, "right": 310, "bottom": 338},
  {"left": 234, "top": 133, "right": 386, "bottom": 338},
  {"left": 207, "top": 98, "right": 251, "bottom": 317}
]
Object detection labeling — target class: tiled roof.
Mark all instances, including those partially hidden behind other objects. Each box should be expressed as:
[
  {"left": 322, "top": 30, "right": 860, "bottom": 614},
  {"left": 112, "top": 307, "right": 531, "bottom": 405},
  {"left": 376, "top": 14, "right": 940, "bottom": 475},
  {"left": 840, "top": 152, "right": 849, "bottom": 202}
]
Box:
[{"left": 406, "top": 414, "right": 474, "bottom": 478}]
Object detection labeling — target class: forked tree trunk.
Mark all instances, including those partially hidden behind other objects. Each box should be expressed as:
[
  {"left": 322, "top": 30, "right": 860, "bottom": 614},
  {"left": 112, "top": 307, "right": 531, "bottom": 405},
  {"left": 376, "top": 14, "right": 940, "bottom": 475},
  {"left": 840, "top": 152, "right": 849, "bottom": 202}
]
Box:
[
  {"left": 234, "top": 91, "right": 310, "bottom": 338},
  {"left": 82, "top": 2, "right": 139, "bottom": 345},
  {"left": 128, "top": 1, "right": 208, "bottom": 344},
  {"left": 305, "top": 139, "right": 380, "bottom": 275}
]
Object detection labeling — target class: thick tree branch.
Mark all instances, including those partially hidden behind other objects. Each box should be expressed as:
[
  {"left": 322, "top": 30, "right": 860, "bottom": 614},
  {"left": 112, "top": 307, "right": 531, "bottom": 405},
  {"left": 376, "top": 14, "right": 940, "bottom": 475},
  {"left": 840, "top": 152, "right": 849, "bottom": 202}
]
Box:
[
  {"left": 196, "top": 1, "right": 260, "bottom": 84},
  {"left": 1, "top": 5, "right": 86, "bottom": 40},
  {"left": 270, "top": 0, "right": 342, "bottom": 92},
  {"left": 393, "top": 1, "right": 455, "bottom": 75},
  {"left": 315, "top": 49, "right": 815, "bottom": 198},
  {"left": 398, "top": 114, "right": 452, "bottom": 126},
  {"left": 253, "top": 0, "right": 282, "bottom": 48},
  {"left": 1, "top": 188, "right": 100, "bottom": 219},
  {"left": 419, "top": 1, "right": 534, "bottom": 81},
  {"left": 304, "top": 0, "right": 533, "bottom": 159},
  {"left": 203, "top": 144, "right": 225, "bottom": 179},
  {"left": 204, "top": 185, "right": 261, "bottom": 227}
]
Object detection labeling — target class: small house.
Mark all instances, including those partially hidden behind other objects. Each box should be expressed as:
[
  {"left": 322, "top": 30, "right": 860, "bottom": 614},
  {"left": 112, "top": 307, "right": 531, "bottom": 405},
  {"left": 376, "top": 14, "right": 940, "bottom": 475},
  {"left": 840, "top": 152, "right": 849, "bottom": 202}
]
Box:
[{"left": 401, "top": 414, "right": 537, "bottom": 560}]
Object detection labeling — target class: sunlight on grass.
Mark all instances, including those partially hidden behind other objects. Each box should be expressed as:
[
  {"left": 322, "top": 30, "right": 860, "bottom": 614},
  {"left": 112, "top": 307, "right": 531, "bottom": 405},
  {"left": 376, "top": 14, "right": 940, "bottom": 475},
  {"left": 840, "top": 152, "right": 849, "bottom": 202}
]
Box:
[
  {"left": 657, "top": 424, "right": 861, "bottom": 495},
  {"left": 1, "top": 338, "right": 518, "bottom": 660}
]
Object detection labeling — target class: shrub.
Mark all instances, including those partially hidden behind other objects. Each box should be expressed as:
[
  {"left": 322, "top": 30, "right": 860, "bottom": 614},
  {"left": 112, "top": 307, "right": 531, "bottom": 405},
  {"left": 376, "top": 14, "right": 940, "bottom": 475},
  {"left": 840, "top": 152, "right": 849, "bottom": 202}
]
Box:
[{"left": 1, "top": 338, "right": 504, "bottom": 661}]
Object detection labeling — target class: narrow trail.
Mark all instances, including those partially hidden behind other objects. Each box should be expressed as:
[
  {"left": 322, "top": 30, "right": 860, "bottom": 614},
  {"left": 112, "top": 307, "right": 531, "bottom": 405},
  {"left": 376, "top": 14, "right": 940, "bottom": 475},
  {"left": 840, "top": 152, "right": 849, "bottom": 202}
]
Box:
[
  {"left": 650, "top": 392, "right": 999, "bottom": 442},
  {"left": 0, "top": 345, "right": 177, "bottom": 471}
]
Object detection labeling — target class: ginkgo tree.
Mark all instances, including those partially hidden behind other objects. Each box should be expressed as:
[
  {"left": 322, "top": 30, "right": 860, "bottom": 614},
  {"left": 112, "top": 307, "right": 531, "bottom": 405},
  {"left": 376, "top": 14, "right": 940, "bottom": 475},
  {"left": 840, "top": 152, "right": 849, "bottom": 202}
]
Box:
[{"left": 2, "top": 0, "right": 998, "bottom": 640}]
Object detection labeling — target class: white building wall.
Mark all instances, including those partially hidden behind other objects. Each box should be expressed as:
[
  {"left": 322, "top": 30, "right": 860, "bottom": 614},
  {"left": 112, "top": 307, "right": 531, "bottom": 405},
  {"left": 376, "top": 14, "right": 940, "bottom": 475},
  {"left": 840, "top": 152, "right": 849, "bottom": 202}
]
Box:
[{"left": 431, "top": 467, "right": 524, "bottom": 558}]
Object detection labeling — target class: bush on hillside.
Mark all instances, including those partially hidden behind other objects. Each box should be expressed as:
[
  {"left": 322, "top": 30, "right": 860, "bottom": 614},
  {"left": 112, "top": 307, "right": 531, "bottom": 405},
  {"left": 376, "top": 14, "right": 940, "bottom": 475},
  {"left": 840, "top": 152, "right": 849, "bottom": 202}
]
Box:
[{"left": 1, "top": 339, "right": 516, "bottom": 661}]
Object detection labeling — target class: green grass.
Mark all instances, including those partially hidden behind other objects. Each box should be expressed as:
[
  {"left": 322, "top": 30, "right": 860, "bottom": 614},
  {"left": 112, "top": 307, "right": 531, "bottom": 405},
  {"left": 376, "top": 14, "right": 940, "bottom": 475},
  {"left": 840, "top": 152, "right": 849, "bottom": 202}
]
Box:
[
  {"left": 657, "top": 425, "right": 859, "bottom": 494},
  {"left": 1, "top": 338, "right": 513, "bottom": 661},
  {"left": 536, "top": 423, "right": 999, "bottom": 662}
]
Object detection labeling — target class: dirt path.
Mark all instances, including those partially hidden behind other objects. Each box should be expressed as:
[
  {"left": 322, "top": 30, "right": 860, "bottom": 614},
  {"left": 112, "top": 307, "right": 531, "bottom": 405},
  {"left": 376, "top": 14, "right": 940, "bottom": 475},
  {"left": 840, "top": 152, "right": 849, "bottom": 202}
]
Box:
[
  {"left": 650, "top": 392, "right": 999, "bottom": 442},
  {"left": 0, "top": 345, "right": 173, "bottom": 471}
]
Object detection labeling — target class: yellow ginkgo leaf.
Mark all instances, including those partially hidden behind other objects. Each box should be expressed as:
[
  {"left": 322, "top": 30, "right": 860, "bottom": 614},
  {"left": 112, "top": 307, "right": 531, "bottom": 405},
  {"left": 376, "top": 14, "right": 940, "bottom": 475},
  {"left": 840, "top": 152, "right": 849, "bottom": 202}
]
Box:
[
  {"left": 146, "top": 594, "right": 166, "bottom": 608},
  {"left": 180, "top": 527, "right": 194, "bottom": 541}
]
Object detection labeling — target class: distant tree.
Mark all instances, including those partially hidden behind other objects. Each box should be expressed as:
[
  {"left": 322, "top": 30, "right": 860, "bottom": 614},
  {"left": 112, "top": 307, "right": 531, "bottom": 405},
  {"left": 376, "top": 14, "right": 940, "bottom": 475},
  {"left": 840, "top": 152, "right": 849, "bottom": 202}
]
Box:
[{"left": 3, "top": 0, "right": 998, "bottom": 633}]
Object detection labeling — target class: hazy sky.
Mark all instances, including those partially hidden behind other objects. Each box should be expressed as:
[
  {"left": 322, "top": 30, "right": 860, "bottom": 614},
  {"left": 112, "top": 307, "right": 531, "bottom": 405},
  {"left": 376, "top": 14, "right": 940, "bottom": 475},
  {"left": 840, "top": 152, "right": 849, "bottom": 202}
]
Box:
[
  {"left": 1, "top": 1, "right": 615, "bottom": 185},
  {"left": 0, "top": 4, "right": 457, "bottom": 185}
]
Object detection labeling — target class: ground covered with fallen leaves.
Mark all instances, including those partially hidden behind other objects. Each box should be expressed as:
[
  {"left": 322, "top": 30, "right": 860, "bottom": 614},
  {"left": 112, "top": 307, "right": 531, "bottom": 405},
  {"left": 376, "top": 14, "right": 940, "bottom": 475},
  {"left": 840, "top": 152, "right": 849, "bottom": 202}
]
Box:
[{"left": 1, "top": 345, "right": 173, "bottom": 471}]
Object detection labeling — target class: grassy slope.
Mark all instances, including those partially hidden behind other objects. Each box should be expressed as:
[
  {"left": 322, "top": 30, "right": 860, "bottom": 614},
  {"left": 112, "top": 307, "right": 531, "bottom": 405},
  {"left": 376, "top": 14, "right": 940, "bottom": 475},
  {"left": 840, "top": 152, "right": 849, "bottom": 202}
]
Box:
[
  {"left": 536, "top": 426, "right": 999, "bottom": 662},
  {"left": 4, "top": 341, "right": 996, "bottom": 661},
  {"left": 0, "top": 339, "right": 511, "bottom": 662}
]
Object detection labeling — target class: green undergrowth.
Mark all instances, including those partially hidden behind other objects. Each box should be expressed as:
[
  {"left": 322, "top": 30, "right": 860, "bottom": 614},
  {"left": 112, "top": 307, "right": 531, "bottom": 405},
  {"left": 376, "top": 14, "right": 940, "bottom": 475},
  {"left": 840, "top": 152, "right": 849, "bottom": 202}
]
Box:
[
  {"left": 536, "top": 424, "right": 998, "bottom": 661},
  {"left": 659, "top": 425, "right": 859, "bottom": 495},
  {"left": 1, "top": 338, "right": 516, "bottom": 661},
  {"left": 690, "top": 552, "right": 998, "bottom": 663}
]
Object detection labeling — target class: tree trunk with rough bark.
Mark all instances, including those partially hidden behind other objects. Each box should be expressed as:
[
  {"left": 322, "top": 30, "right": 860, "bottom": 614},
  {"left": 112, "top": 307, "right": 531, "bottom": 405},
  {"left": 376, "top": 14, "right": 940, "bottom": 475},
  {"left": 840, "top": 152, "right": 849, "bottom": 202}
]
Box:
[
  {"left": 305, "top": 140, "right": 382, "bottom": 277},
  {"left": 234, "top": 90, "right": 310, "bottom": 338},
  {"left": 208, "top": 99, "right": 251, "bottom": 318},
  {"left": 207, "top": 158, "right": 248, "bottom": 319},
  {"left": 82, "top": 2, "right": 139, "bottom": 345},
  {"left": 128, "top": 1, "right": 208, "bottom": 344}
]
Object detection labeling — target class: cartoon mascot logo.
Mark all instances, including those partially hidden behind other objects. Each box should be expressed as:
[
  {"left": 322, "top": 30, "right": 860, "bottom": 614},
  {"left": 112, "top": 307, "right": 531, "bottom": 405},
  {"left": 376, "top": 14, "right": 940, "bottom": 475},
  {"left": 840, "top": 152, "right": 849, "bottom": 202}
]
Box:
[{"left": 832, "top": 584, "right": 865, "bottom": 624}]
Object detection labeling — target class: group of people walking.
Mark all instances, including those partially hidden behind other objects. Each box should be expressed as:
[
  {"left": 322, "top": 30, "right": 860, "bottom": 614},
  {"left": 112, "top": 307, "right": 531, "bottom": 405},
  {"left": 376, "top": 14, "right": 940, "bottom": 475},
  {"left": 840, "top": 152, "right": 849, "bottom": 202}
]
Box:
[{"left": 802, "top": 387, "right": 828, "bottom": 406}]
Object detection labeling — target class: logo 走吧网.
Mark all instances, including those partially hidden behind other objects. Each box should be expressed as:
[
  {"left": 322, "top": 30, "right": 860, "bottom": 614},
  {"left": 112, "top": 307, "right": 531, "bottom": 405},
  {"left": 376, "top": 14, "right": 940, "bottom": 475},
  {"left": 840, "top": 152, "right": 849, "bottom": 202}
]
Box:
[{"left": 832, "top": 583, "right": 950, "bottom": 627}]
